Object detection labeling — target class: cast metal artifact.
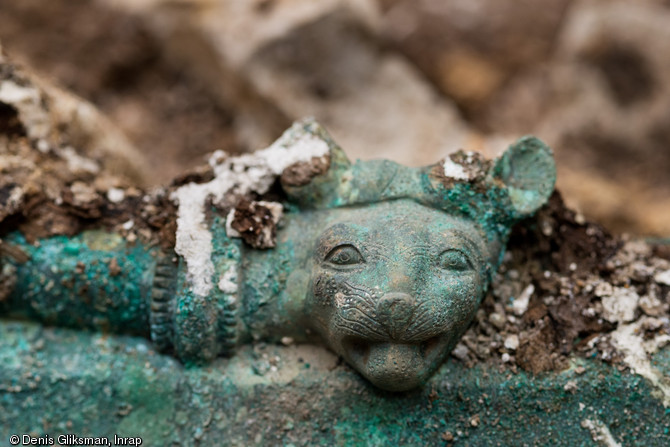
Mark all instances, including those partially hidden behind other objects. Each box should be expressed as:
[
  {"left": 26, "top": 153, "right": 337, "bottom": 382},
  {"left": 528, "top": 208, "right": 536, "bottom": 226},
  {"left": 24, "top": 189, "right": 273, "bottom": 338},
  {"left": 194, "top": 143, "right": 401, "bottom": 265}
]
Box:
[{"left": 1, "top": 121, "right": 556, "bottom": 391}]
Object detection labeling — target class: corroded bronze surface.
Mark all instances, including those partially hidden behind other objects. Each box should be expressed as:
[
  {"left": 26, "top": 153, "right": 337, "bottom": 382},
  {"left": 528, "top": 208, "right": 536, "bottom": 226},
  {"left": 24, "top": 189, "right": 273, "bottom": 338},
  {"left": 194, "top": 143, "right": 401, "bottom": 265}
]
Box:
[
  {"left": 1, "top": 121, "right": 556, "bottom": 391},
  {"left": 306, "top": 202, "right": 489, "bottom": 390}
]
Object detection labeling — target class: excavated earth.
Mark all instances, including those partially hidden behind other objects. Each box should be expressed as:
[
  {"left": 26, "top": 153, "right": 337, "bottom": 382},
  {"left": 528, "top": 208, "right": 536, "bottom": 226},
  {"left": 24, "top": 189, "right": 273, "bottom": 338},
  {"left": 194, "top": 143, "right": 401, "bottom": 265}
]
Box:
[
  {"left": 1, "top": 50, "right": 669, "bottom": 378},
  {"left": 1, "top": 45, "right": 670, "bottom": 446}
]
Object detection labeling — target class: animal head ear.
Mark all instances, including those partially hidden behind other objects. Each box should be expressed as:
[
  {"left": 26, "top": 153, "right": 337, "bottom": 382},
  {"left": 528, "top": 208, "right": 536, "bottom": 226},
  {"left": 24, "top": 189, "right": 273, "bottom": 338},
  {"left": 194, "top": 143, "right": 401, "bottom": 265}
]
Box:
[
  {"left": 281, "top": 131, "right": 352, "bottom": 207},
  {"left": 491, "top": 136, "right": 556, "bottom": 218}
]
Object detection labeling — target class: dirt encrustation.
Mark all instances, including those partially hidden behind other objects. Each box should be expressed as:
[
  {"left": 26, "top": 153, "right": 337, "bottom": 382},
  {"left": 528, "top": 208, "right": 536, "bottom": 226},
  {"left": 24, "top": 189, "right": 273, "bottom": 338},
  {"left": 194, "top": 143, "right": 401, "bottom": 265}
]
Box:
[
  {"left": 0, "top": 0, "right": 242, "bottom": 185},
  {"left": 456, "top": 192, "right": 670, "bottom": 374},
  {"left": 1, "top": 50, "right": 668, "bottom": 374}
]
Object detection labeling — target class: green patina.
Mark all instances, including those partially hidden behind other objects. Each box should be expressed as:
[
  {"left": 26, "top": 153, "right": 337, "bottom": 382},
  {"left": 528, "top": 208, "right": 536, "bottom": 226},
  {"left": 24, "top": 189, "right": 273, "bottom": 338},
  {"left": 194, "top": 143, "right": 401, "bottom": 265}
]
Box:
[
  {"left": 4, "top": 231, "right": 157, "bottom": 335},
  {"left": 0, "top": 321, "right": 668, "bottom": 446},
  {"left": 1, "top": 121, "right": 557, "bottom": 392}
]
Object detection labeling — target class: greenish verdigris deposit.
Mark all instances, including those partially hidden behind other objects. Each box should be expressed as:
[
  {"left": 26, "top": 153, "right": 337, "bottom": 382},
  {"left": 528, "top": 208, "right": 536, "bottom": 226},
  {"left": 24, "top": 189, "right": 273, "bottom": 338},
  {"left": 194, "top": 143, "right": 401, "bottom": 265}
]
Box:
[
  {"left": 1, "top": 320, "right": 669, "bottom": 446},
  {"left": 1, "top": 120, "right": 556, "bottom": 392}
]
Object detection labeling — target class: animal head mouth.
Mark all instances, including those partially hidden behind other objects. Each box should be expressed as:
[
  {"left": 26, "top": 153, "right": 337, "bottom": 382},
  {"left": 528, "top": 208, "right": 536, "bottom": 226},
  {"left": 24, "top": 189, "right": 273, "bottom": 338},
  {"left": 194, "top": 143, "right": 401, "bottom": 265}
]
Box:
[
  {"left": 331, "top": 291, "right": 460, "bottom": 391},
  {"left": 341, "top": 334, "right": 447, "bottom": 392},
  {"left": 343, "top": 334, "right": 443, "bottom": 365},
  {"left": 311, "top": 241, "right": 485, "bottom": 391}
]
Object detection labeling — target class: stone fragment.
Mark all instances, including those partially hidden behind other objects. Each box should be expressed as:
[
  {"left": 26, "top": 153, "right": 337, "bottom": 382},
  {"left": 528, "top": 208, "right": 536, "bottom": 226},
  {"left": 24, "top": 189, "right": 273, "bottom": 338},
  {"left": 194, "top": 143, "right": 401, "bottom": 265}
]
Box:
[
  {"left": 513, "top": 284, "right": 534, "bottom": 316},
  {"left": 488, "top": 312, "right": 506, "bottom": 330},
  {"left": 378, "top": 0, "right": 569, "bottom": 111},
  {"left": 601, "top": 287, "right": 639, "bottom": 324},
  {"left": 63, "top": 182, "right": 103, "bottom": 218},
  {"left": 594, "top": 282, "right": 613, "bottom": 297},
  {"left": 639, "top": 288, "right": 666, "bottom": 317},
  {"left": 0, "top": 44, "right": 146, "bottom": 183},
  {"left": 654, "top": 270, "right": 670, "bottom": 286},
  {"left": 483, "top": 1, "right": 670, "bottom": 235},
  {"left": 451, "top": 343, "right": 469, "bottom": 361},
  {"left": 0, "top": 184, "right": 24, "bottom": 221},
  {"left": 101, "top": 0, "right": 474, "bottom": 166},
  {"left": 504, "top": 334, "right": 519, "bottom": 351}
]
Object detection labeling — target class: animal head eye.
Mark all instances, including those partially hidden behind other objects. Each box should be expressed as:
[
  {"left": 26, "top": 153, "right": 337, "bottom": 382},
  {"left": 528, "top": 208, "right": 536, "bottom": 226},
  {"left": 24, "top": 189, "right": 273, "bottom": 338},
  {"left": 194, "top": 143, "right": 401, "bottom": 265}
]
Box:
[
  {"left": 438, "top": 249, "right": 472, "bottom": 272},
  {"left": 325, "top": 244, "right": 364, "bottom": 266}
]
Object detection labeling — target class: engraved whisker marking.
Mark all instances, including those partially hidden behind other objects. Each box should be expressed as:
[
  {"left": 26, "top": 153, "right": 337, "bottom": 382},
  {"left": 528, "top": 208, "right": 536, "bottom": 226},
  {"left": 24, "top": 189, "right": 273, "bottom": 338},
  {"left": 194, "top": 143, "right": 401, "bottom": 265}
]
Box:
[
  {"left": 406, "top": 327, "right": 441, "bottom": 343},
  {"left": 337, "top": 298, "right": 386, "bottom": 338},
  {"left": 334, "top": 318, "right": 386, "bottom": 339},
  {"left": 341, "top": 282, "right": 378, "bottom": 307},
  {"left": 332, "top": 324, "right": 375, "bottom": 340},
  {"left": 407, "top": 308, "right": 432, "bottom": 332}
]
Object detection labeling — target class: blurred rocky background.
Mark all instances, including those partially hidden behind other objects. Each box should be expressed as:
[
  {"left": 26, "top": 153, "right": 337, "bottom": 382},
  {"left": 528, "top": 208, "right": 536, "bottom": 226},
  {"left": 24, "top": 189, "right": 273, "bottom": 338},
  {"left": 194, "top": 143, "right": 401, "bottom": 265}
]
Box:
[{"left": 1, "top": 0, "right": 669, "bottom": 236}]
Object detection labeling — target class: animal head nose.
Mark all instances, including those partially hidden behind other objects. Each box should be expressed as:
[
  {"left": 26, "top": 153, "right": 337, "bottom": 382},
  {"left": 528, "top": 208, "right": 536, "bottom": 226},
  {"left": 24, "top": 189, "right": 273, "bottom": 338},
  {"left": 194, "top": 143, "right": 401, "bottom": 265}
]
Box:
[{"left": 376, "top": 292, "right": 415, "bottom": 340}]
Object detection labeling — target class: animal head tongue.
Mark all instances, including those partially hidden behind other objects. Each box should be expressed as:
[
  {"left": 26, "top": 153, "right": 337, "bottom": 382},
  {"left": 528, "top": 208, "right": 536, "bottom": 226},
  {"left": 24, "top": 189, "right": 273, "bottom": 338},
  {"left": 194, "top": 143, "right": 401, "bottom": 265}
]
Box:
[{"left": 365, "top": 342, "right": 424, "bottom": 391}]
